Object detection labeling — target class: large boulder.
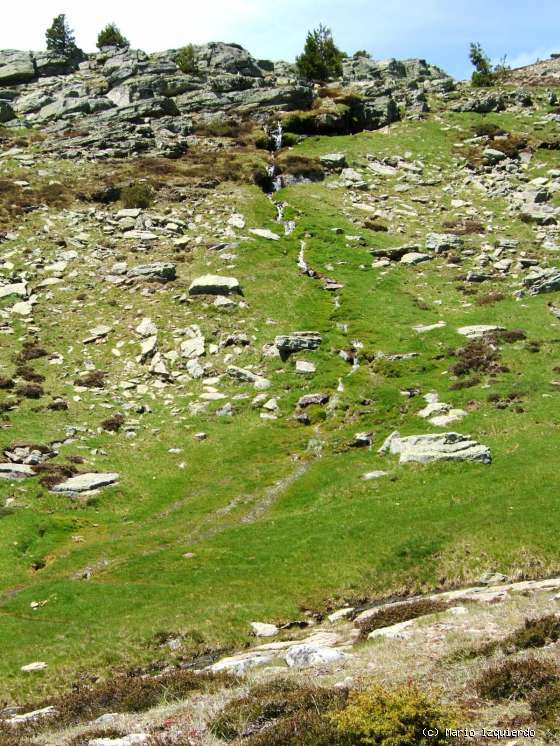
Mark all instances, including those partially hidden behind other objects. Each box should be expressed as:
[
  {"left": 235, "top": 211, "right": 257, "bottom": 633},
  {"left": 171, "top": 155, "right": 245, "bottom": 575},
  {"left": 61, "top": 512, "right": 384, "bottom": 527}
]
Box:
[
  {"left": 128, "top": 263, "right": 177, "bottom": 282},
  {"left": 188, "top": 274, "right": 242, "bottom": 295},
  {"left": 523, "top": 267, "right": 560, "bottom": 295},
  {"left": 379, "top": 431, "right": 491, "bottom": 464},
  {"left": 0, "top": 100, "right": 15, "bottom": 123},
  {"left": 0, "top": 51, "right": 36, "bottom": 85},
  {"left": 51, "top": 473, "right": 120, "bottom": 494},
  {"left": 275, "top": 332, "right": 322, "bottom": 356}
]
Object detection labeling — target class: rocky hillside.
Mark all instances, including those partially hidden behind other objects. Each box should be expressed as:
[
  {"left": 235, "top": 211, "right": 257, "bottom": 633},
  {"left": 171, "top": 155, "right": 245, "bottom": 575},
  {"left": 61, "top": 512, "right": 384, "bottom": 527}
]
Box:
[{"left": 1, "top": 47, "right": 560, "bottom": 745}]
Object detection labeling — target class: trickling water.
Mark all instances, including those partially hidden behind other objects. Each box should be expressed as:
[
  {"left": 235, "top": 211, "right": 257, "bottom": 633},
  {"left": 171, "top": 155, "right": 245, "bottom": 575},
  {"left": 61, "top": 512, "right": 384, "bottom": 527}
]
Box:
[{"left": 270, "top": 122, "right": 283, "bottom": 151}]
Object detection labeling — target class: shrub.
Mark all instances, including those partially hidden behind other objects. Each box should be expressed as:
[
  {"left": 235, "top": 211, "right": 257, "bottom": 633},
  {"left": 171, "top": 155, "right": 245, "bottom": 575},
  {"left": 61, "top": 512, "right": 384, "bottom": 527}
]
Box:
[
  {"left": 16, "top": 366, "right": 45, "bottom": 383},
  {"left": 471, "top": 71, "right": 495, "bottom": 88},
  {"left": 97, "top": 23, "right": 129, "bottom": 50},
  {"left": 41, "top": 670, "right": 235, "bottom": 728},
  {"left": 75, "top": 370, "right": 106, "bottom": 389},
  {"left": 35, "top": 462, "right": 77, "bottom": 489},
  {"left": 120, "top": 183, "right": 154, "bottom": 209},
  {"left": 472, "top": 122, "right": 507, "bottom": 139},
  {"left": 101, "top": 414, "right": 125, "bottom": 432},
  {"left": 48, "top": 399, "right": 69, "bottom": 411},
  {"left": 491, "top": 134, "right": 528, "bottom": 159},
  {"left": 476, "top": 657, "right": 559, "bottom": 701},
  {"left": 296, "top": 25, "right": 345, "bottom": 81},
  {"left": 448, "top": 340, "right": 504, "bottom": 377},
  {"left": 16, "top": 384, "right": 44, "bottom": 399},
  {"left": 243, "top": 710, "right": 351, "bottom": 746},
  {"left": 331, "top": 683, "right": 457, "bottom": 745},
  {"left": 0, "top": 376, "right": 14, "bottom": 389},
  {"left": 503, "top": 615, "right": 560, "bottom": 652},
  {"left": 210, "top": 679, "right": 347, "bottom": 741},
  {"left": 45, "top": 14, "right": 83, "bottom": 60},
  {"left": 176, "top": 44, "right": 198, "bottom": 75},
  {"left": 449, "top": 376, "right": 481, "bottom": 390},
  {"left": 529, "top": 680, "right": 560, "bottom": 728},
  {"left": 357, "top": 599, "right": 448, "bottom": 639},
  {"left": 16, "top": 342, "right": 48, "bottom": 363},
  {"left": 476, "top": 291, "right": 505, "bottom": 306}
]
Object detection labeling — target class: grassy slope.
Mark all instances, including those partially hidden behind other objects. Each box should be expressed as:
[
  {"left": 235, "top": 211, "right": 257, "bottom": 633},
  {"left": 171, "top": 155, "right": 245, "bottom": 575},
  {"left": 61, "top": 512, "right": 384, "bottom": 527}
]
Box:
[{"left": 1, "top": 106, "right": 560, "bottom": 700}]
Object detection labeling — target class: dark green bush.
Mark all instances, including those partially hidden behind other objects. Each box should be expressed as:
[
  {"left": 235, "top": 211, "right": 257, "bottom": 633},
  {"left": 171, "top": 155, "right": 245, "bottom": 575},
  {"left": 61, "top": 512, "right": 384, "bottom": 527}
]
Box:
[
  {"left": 97, "top": 23, "right": 129, "bottom": 49},
  {"left": 176, "top": 45, "right": 198, "bottom": 75},
  {"left": 210, "top": 679, "right": 347, "bottom": 741},
  {"left": 120, "top": 183, "right": 154, "bottom": 209},
  {"left": 296, "top": 25, "right": 345, "bottom": 81}
]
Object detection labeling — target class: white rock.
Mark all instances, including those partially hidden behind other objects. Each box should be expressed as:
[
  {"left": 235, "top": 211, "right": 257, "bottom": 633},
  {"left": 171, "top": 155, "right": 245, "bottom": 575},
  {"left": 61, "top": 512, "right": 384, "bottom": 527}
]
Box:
[
  {"left": 0, "top": 282, "right": 27, "bottom": 299},
  {"left": 457, "top": 325, "right": 504, "bottom": 338},
  {"left": 328, "top": 607, "right": 354, "bottom": 623},
  {"left": 0, "top": 463, "right": 36, "bottom": 479},
  {"left": 362, "top": 470, "right": 388, "bottom": 480},
  {"left": 210, "top": 652, "right": 274, "bottom": 675},
  {"left": 368, "top": 620, "right": 414, "bottom": 640},
  {"left": 11, "top": 301, "right": 32, "bottom": 316},
  {"left": 21, "top": 661, "right": 47, "bottom": 672},
  {"left": 285, "top": 643, "right": 347, "bottom": 668},
  {"left": 51, "top": 473, "right": 119, "bottom": 494},
  {"left": 6, "top": 706, "right": 56, "bottom": 724},
  {"left": 413, "top": 321, "right": 446, "bottom": 333},
  {"left": 135, "top": 318, "right": 157, "bottom": 337},
  {"left": 189, "top": 275, "right": 242, "bottom": 296},
  {"left": 296, "top": 360, "right": 316, "bottom": 374},
  {"left": 250, "top": 622, "right": 279, "bottom": 637},
  {"left": 249, "top": 228, "right": 280, "bottom": 241},
  {"left": 89, "top": 735, "right": 148, "bottom": 746},
  {"left": 379, "top": 431, "right": 491, "bottom": 464},
  {"left": 180, "top": 336, "right": 205, "bottom": 359},
  {"left": 228, "top": 213, "right": 246, "bottom": 229}
]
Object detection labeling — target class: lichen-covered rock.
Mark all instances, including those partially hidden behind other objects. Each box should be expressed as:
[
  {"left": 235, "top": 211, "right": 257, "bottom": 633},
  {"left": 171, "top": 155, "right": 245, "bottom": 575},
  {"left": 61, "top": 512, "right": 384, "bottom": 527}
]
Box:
[{"left": 379, "top": 431, "right": 491, "bottom": 464}]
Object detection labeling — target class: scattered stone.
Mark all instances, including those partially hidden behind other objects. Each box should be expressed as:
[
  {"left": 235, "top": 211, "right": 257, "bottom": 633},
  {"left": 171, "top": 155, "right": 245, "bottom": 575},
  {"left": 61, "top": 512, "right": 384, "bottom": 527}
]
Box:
[
  {"left": 362, "top": 470, "right": 388, "bottom": 480},
  {"left": 83, "top": 325, "right": 112, "bottom": 344},
  {"left": 0, "top": 463, "right": 36, "bottom": 479},
  {"left": 297, "top": 393, "right": 329, "bottom": 408},
  {"left": 135, "top": 318, "right": 157, "bottom": 337},
  {"left": 295, "top": 360, "right": 316, "bottom": 374}
]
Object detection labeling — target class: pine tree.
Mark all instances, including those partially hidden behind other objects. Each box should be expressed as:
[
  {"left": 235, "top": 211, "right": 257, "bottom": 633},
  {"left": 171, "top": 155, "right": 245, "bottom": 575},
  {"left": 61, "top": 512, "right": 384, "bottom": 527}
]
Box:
[
  {"left": 469, "top": 42, "right": 494, "bottom": 87},
  {"left": 97, "top": 23, "right": 129, "bottom": 50},
  {"left": 296, "top": 25, "right": 344, "bottom": 82},
  {"left": 45, "top": 14, "right": 82, "bottom": 59}
]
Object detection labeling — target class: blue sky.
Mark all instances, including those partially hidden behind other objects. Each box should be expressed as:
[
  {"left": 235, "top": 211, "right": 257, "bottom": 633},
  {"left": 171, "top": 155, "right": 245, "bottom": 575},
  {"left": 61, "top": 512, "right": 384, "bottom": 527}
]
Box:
[{"left": 3, "top": 0, "right": 558, "bottom": 79}]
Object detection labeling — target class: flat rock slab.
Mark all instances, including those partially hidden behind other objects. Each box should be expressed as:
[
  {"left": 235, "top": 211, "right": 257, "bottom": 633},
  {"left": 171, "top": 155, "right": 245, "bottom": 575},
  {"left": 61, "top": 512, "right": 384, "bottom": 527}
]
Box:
[
  {"left": 285, "top": 643, "right": 347, "bottom": 668},
  {"left": 457, "top": 325, "right": 504, "bottom": 338},
  {"left": 127, "top": 263, "right": 176, "bottom": 282},
  {"left": 89, "top": 736, "right": 148, "bottom": 746},
  {"left": 379, "top": 431, "right": 491, "bottom": 464},
  {"left": 0, "top": 463, "right": 36, "bottom": 479},
  {"left": 51, "top": 473, "right": 120, "bottom": 494},
  {"left": 249, "top": 228, "right": 280, "bottom": 240},
  {"left": 188, "top": 274, "right": 242, "bottom": 296},
  {"left": 275, "top": 332, "right": 322, "bottom": 354}
]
